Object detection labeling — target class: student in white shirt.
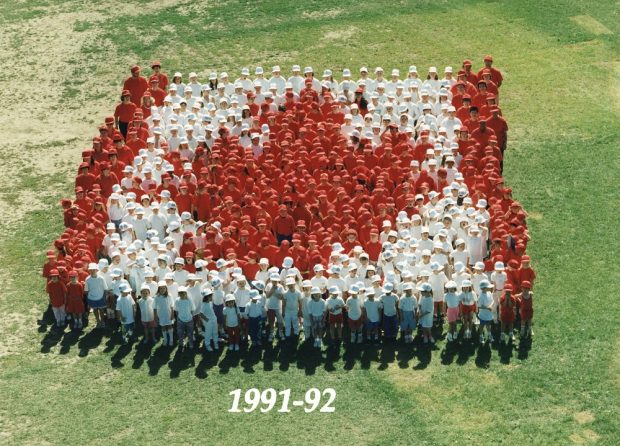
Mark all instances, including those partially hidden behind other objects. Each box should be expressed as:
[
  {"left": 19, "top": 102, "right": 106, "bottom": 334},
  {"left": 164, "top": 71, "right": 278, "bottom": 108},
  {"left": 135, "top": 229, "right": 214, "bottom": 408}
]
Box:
[
  {"left": 443, "top": 281, "right": 460, "bottom": 342},
  {"left": 308, "top": 287, "right": 327, "bottom": 348},
  {"left": 459, "top": 279, "right": 478, "bottom": 340},
  {"left": 362, "top": 288, "right": 382, "bottom": 343},
  {"left": 418, "top": 283, "right": 435, "bottom": 344},
  {"left": 137, "top": 285, "right": 155, "bottom": 344},
  {"left": 300, "top": 281, "right": 313, "bottom": 341},
  {"left": 281, "top": 278, "right": 302, "bottom": 339},
  {"left": 477, "top": 280, "right": 495, "bottom": 344},
  {"left": 345, "top": 285, "right": 363, "bottom": 344},
  {"left": 115, "top": 285, "right": 135, "bottom": 343},
  {"left": 398, "top": 282, "right": 418, "bottom": 343},
  {"left": 265, "top": 274, "right": 285, "bottom": 341},
  {"left": 246, "top": 290, "right": 264, "bottom": 347},
  {"left": 380, "top": 283, "right": 399, "bottom": 341},
  {"left": 153, "top": 281, "right": 174, "bottom": 346},
  {"left": 174, "top": 287, "right": 195, "bottom": 349},
  {"left": 326, "top": 286, "right": 345, "bottom": 344},
  {"left": 223, "top": 295, "right": 241, "bottom": 351}
]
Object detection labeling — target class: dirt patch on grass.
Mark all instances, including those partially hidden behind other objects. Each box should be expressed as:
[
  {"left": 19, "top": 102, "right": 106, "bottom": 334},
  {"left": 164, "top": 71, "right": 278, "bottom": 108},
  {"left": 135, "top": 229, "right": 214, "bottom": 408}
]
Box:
[
  {"left": 574, "top": 410, "right": 595, "bottom": 424},
  {"left": 570, "top": 15, "right": 613, "bottom": 36},
  {"left": 323, "top": 26, "right": 358, "bottom": 41},
  {"left": 385, "top": 363, "right": 431, "bottom": 390},
  {"left": 569, "top": 429, "right": 600, "bottom": 444},
  {"left": 302, "top": 8, "right": 343, "bottom": 20}
]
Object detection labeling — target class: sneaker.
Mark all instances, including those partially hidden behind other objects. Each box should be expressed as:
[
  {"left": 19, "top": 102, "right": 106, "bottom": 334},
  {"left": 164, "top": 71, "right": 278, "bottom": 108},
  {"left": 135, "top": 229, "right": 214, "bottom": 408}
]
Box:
[
  {"left": 500, "top": 333, "right": 506, "bottom": 343},
  {"left": 480, "top": 334, "right": 485, "bottom": 344},
  {"left": 509, "top": 333, "right": 515, "bottom": 342},
  {"left": 235, "top": 344, "right": 240, "bottom": 351},
  {"left": 205, "top": 345, "right": 213, "bottom": 352},
  {"left": 447, "top": 332, "right": 453, "bottom": 342},
  {"left": 351, "top": 334, "right": 356, "bottom": 343},
  {"left": 488, "top": 334, "right": 494, "bottom": 343},
  {"left": 357, "top": 335, "right": 363, "bottom": 344},
  {"left": 268, "top": 334, "right": 274, "bottom": 342},
  {"left": 430, "top": 336, "right": 435, "bottom": 344},
  {"left": 465, "top": 329, "right": 471, "bottom": 339}
]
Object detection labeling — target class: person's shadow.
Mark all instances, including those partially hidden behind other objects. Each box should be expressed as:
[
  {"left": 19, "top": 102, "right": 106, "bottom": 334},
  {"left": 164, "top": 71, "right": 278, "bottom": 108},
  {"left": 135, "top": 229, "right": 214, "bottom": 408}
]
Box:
[
  {"left": 40, "top": 327, "right": 65, "bottom": 353},
  {"left": 194, "top": 346, "right": 224, "bottom": 379},
  {"left": 217, "top": 348, "right": 241, "bottom": 374},
  {"left": 517, "top": 337, "right": 532, "bottom": 360},
  {"left": 296, "top": 340, "right": 322, "bottom": 375},
  {"left": 323, "top": 341, "right": 342, "bottom": 372},
  {"left": 58, "top": 329, "right": 82, "bottom": 354},
  {"left": 168, "top": 346, "right": 197, "bottom": 378},
  {"left": 148, "top": 344, "right": 174, "bottom": 376},
  {"left": 37, "top": 305, "right": 55, "bottom": 334},
  {"left": 77, "top": 328, "right": 105, "bottom": 357},
  {"left": 475, "top": 342, "right": 492, "bottom": 369},
  {"left": 132, "top": 341, "right": 154, "bottom": 369}
]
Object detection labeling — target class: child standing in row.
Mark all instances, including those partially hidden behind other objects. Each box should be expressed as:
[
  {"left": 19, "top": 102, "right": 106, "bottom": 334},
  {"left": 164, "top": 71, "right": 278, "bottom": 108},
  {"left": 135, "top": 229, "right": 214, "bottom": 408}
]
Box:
[
  {"left": 200, "top": 289, "right": 219, "bottom": 351},
  {"left": 309, "top": 287, "right": 327, "bottom": 348},
  {"left": 116, "top": 285, "right": 136, "bottom": 343},
  {"left": 46, "top": 269, "right": 66, "bottom": 328},
  {"left": 418, "top": 283, "right": 435, "bottom": 344},
  {"left": 363, "top": 289, "right": 381, "bottom": 344},
  {"left": 398, "top": 282, "right": 417, "bottom": 343},
  {"left": 223, "top": 295, "right": 241, "bottom": 351},
  {"left": 137, "top": 285, "right": 155, "bottom": 344},
  {"left": 444, "top": 281, "right": 460, "bottom": 342},
  {"left": 153, "top": 282, "right": 174, "bottom": 346},
  {"left": 518, "top": 281, "right": 534, "bottom": 338},
  {"left": 66, "top": 271, "right": 85, "bottom": 329}
]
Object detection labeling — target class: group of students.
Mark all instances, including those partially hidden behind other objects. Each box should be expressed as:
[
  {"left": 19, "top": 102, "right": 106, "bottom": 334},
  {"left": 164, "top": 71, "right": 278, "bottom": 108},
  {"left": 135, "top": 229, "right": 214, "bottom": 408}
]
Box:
[{"left": 44, "top": 57, "right": 536, "bottom": 353}]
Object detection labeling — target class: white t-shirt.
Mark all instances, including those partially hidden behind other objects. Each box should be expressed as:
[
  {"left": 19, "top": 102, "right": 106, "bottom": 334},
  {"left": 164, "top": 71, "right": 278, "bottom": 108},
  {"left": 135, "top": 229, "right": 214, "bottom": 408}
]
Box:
[
  {"left": 399, "top": 295, "right": 417, "bottom": 312},
  {"left": 444, "top": 292, "right": 460, "bottom": 308},
  {"left": 327, "top": 296, "right": 345, "bottom": 315},
  {"left": 116, "top": 295, "right": 135, "bottom": 323},
  {"left": 381, "top": 294, "right": 398, "bottom": 317},
  {"left": 363, "top": 299, "right": 382, "bottom": 323},
  {"left": 477, "top": 292, "right": 494, "bottom": 321},
  {"left": 137, "top": 296, "right": 155, "bottom": 322},
  {"left": 309, "top": 298, "right": 326, "bottom": 317},
  {"left": 153, "top": 294, "right": 174, "bottom": 325},
  {"left": 346, "top": 296, "right": 362, "bottom": 320},
  {"left": 223, "top": 306, "right": 240, "bottom": 327},
  {"left": 174, "top": 298, "right": 195, "bottom": 322},
  {"left": 283, "top": 290, "right": 301, "bottom": 313}
]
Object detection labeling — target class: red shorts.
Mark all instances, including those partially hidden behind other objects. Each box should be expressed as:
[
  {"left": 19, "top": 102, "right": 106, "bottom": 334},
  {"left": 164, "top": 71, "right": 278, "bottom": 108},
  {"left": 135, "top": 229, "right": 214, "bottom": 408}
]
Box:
[
  {"left": 348, "top": 317, "right": 363, "bottom": 329},
  {"left": 142, "top": 320, "right": 156, "bottom": 328},
  {"left": 329, "top": 313, "right": 343, "bottom": 324},
  {"left": 500, "top": 311, "right": 515, "bottom": 323},
  {"left": 520, "top": 309, "right": 533, "bottom": 320},
  {"left": 461, "top": 303, "right": 476, "bottom": 314}
]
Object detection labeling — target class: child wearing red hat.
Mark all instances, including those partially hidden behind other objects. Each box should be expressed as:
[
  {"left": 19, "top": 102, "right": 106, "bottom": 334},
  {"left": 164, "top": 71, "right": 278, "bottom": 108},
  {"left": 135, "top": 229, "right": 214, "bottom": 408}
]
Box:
[
  {"left": 46, "top": 269, "right": 67, "bottom": 329},
  {"left": 518, "top": 281, "right": 534, "bottom": 338},
  {"left": 499, "top": 284, "right": 517, "bottom": 343},
  {"left": 66, "top": 271, "right": 85, "bottom": 329}
]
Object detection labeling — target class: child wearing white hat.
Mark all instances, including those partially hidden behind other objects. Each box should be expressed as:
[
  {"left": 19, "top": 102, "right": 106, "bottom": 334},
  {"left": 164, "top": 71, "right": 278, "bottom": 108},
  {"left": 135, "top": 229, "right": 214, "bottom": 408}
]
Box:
[
  {"left": 308, "top": 287, "right": 327, "bottom": 348},
  {"left": 116, "top": 285, "right": 135, "bottom": 343},
  {"left": 246, "top": 290, "right": 264, "bottom": 347},
  {"left": 265, "top": 274, "right": 285, "bottom": 341},
  {"left": 459, "top": 280, "right": 477, "bottom": 339},
  {"left": 443, "top": 281, "right": 460, "bottom": 341},
  {"left": 418, "top": 283, "right": 435, "bottom": 344},
  {"left": 326, "top": 286, "right": 345, "bottom": 344},
  {"left": 137, "top": 285, "right": 155, "bottom": 344},
  {"left": 477, "top": 280, "right": 495, "bottom": 344},
  {"left": 281, "top": 277, "right": 302, "bottom": 339},
  {"left": 398, "top": 282, "right": 417, "bottom": 343},
  {"left": 429, "top": 262, "right": 448, "bottom": 324},
  {"left": 345, "top": 285, "right": 363, "bottom": 344},
  {"left": 490, "top": 261, "right": 507, "bottom": 322},
  {"left": 200, "top": 288, "right": 219, "bottom": 351},
  {"left": 174, "top": 286, "right": 196, "bottom": 350},
  {"left": 223, "top": 294, "right": 241, "bottom": 351},
  {"left": 153, "top": 282, "right": 174, "bottom": 346},
  {"left": 362, "top": 289, "right": 382, "bottom": 344}
]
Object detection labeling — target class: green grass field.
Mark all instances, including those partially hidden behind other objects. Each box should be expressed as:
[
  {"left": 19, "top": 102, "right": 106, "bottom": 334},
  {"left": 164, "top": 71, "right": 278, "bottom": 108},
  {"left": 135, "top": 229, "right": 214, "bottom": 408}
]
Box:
[{"left": 0, "top": 1, "right": 618, "bottom": 444}]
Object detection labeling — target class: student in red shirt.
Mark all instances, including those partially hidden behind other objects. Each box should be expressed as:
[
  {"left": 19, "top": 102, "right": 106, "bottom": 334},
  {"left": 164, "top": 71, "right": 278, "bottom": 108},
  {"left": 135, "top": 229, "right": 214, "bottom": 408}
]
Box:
[
  {"left": 149, "top": 60, "right": 169, "bottom": 90},
  {"left": 123, "top": 65, "right": 149, "bottom": 107},
  {"left": 46, "top": 270, "right": 67, "bottom": 329},
  {"left": 477, "top": 55, "right": 503, "bottom": 87},
  {"left": 114, "top": 90, "right": 136, "bottom": 138},
  {"left": 272, "top": 205, "right": 295, "bottom": 245},
  {"left": 66, "top": 271, "right": 85, "bottom": 329}
]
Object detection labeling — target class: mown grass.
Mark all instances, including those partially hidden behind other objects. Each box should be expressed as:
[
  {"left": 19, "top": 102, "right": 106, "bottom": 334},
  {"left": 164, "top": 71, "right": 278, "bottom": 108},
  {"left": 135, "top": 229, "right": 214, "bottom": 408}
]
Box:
[{"left": 0, "top": 1, "right": 618, "bottom": 444}]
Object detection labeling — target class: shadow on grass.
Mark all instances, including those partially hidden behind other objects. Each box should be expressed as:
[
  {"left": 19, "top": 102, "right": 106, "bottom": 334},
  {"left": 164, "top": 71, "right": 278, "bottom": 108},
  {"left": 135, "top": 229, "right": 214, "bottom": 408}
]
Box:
[{"left": 39, "top": 318, "right": 533, "bottom": 376}]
